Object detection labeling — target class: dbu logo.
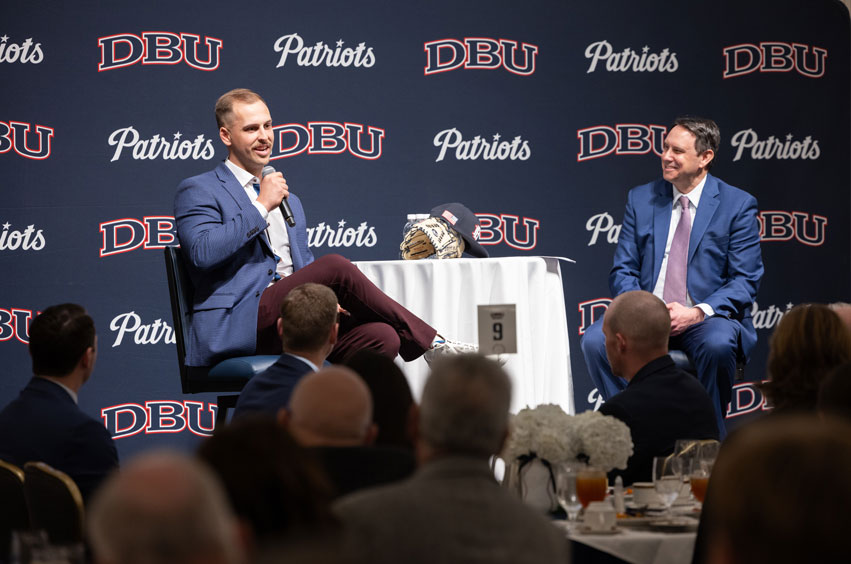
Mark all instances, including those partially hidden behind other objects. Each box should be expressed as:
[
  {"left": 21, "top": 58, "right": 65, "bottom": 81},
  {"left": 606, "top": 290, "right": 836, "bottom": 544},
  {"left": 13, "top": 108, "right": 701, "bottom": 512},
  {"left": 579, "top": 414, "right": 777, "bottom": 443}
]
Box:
[
  {"left": 98, "top": 32, "right": 222, "bottom": 71},
  {"left": 758, "top": 211, "right": 827, "bottom": 246},
  {"left": 100, "top": 217, "right": 177, "bottom": 257},
  {"left": 0, "top": 308, "right": 35, "bottom": 344},
  {"left": 475, "top": 214, "right": 540, "bottom": 250},
  {"left": 424, "top": 38, "right": 538, "bottom": 76},
  {"left": 0, "top": 121, "right": 54, "bottom": 160},
  {"left": 577, "top": 124, "right": 667, "bottom": 162},
  {"left": 101, "top": 401, "right": 217, "bottom": 439},
  {"left": 272, "top": 122, "right": 384, "bottom": 160},
  {"left": 722, "top": 42, "right": 826, "bottom": 79}
]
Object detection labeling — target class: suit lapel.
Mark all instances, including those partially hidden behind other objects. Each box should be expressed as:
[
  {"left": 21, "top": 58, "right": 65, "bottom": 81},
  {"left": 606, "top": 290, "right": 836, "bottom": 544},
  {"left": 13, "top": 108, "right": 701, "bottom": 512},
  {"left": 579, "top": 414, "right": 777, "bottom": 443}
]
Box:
[
  {"left": 216, "top": 162, "right": 273, "bottom": 253},
  {"left": 653, "top": 181, "right": 673, "bottom": 285},
  {"left": 689, "top": 174, "right": 720, "bottom": 264}
]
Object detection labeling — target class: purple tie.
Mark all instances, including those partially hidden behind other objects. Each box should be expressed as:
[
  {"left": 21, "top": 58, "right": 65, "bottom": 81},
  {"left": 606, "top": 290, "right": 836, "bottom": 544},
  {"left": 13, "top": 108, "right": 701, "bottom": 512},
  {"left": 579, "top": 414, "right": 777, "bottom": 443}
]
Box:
[{"left": 663, "top": 195, "right": 691, "bottom": 304}]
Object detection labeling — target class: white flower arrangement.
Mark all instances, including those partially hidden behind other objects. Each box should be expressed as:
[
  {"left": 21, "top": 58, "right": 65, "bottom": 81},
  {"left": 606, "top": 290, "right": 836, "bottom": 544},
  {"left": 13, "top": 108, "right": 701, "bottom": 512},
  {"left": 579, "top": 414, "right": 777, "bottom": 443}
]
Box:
[{"left": 502, "top": 404, "right": 633, "bottom": 472}]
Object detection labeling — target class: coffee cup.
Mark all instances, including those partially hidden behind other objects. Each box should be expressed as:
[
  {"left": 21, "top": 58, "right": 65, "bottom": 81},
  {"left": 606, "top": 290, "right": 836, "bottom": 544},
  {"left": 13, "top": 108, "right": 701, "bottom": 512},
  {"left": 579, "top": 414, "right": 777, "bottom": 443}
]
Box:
[
  {"left": 631, "top": 482, "right": 659, "bottom": 506},
  {"left": 584, "top": 501, "right": 616, "bottom": 531}
]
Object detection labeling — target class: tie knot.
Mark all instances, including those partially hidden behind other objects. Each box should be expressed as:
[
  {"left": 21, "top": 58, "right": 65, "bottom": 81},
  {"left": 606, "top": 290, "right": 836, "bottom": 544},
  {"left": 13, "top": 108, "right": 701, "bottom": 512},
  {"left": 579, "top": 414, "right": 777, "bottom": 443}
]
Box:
[{"left": 678, "top": 195, "right": 689, "bottom": 211}]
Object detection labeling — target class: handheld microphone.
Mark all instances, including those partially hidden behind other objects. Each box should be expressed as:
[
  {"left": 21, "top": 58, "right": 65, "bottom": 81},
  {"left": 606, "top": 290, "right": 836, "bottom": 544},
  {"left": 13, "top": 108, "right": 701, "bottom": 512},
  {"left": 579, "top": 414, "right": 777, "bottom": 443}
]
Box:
[{"left": 262, "top": 165, "right": 296, "bottom": 227}]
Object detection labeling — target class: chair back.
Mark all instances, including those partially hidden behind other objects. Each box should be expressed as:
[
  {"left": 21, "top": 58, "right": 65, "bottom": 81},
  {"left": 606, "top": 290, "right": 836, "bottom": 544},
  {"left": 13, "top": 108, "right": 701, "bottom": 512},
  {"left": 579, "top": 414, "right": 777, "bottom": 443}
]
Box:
[
  {"left": 0, "top": 459, "right": 29, "bottom": 557},
  {"left": 164, "top": 245, "right": 193, "bottom": 392},
  {"left": 23, "top": 462, "right": 85, "bottom": 546}
]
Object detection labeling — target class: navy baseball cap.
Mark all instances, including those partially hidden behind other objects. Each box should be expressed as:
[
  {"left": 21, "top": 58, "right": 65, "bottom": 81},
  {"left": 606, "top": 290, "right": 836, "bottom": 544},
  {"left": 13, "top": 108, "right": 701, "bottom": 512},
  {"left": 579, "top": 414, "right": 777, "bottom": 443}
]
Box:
[{"left": 429, "top": 203, "right": 489, "bottom": 258}]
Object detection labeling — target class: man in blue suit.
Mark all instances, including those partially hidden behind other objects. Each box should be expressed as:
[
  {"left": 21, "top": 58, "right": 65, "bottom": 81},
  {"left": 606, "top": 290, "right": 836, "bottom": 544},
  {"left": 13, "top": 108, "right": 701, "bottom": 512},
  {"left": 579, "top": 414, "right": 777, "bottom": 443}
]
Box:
[
  {"left": 175, "top": 88, "right": 449, "bottom": 368},
  {"left": 233, "top": 283, "right": 338, "bottom": 419},
  {"left": 0, "top": 304, "right": 119, "bottom": 503},
  {"left": 581, "top": 117, "right": 764, "bottom": 436}
]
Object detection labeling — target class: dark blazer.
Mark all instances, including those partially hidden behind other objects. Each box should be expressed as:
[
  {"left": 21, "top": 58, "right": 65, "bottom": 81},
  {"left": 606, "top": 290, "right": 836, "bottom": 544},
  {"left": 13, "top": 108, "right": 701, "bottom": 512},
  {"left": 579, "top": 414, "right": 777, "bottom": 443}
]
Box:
[
  {"left": 0, "top": 378, "right": 119, "bottom": 502},
  {"left": 232, "top": 353, "right": 314, "bottom": 418},
  {"left": 310, "top": 445, "right": 416, "bottom": 499},
  {"left": 174, "top": 162, "right": 314, "bottom": 367},
  {"left": 609, "top": 174, "right": 764, "bottom": 357},
  {"left": 600, "top": 355, "right": 719, "bottom": 486}
]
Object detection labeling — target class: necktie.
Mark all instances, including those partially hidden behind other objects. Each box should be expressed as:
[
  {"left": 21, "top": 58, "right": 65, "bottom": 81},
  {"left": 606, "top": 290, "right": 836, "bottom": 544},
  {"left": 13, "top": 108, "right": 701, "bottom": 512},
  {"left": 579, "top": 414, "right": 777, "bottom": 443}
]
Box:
[
  {"left": 252, "top": 182, "right": 260, "bottom": 195},
  {"left": 663, "top": 195, "right": 691, "bottom": 304}
]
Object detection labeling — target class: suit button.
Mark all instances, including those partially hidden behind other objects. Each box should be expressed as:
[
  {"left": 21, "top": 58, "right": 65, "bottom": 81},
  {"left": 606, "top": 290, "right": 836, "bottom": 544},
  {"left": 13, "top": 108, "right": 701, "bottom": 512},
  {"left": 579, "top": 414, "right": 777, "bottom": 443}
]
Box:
[
  {"left": 267, "top": 269, "right": 274, "bottom": 275},
  {"left": 255, "top": 291, "right": 260, "bottom": 297}
]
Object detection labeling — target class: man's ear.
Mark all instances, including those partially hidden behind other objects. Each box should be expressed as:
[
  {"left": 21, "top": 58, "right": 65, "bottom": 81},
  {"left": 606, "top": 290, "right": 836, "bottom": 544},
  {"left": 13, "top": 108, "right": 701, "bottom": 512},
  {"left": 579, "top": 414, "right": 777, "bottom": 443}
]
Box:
[
  {"left": 699, "top": 149, "right": 715, "bottom": 170},
  {"left": 615, "top": 332, "right": 628, "bottom": 353},
  {"left": 276, "top": 407, "right": 289, "bottom": 427},
  {"left": 219, "top": 125, "right": 232, "bottom": 147},
  {"left": 277, "top": 317, "right": 284, "bottom": 341},
  {"left": 329, "top": 323, "right": 339, "bottom": 346},
  {"left": 79, "top": 346, "right": 96, "bottom": 371}
]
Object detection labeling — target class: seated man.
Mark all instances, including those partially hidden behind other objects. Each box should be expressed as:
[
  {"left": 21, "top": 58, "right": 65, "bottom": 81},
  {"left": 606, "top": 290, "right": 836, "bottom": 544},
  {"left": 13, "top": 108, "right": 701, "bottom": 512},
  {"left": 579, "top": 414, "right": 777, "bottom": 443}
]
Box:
[
  {"left": 334, "top": 355, "right": 569, "bottom": 564},
  {"left": 233, "top": 283, "right": 337, "bottom": 419},
  {"left": 174, "top": 88, "right": 471, "bottom": 369},
  {"left": 0, "top": 303, "right": 118, "bottom": 502},
  {"left": 599, "top": 290, "right": 718, "bottom": 486},
  {"left": 581, "top": 116, "right": 763, "bottom": 437},
  {"left": 282, "top": 366, "right": 415, "bottom": 499}
]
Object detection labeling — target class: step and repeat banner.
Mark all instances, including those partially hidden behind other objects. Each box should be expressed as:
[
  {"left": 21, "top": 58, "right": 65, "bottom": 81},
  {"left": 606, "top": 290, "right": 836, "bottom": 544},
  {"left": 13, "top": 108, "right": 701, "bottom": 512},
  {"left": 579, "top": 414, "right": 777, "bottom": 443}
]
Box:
[{"left": 2, "top": 0, "right": 849, "bottom": 460}]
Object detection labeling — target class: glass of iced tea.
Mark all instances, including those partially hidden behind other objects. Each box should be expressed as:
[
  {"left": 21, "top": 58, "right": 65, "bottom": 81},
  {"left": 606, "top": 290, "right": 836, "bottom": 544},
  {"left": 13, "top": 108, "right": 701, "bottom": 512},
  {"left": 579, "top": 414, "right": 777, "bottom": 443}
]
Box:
[{"left": 576, "top": 466, "right": 607, "bottom": 508}]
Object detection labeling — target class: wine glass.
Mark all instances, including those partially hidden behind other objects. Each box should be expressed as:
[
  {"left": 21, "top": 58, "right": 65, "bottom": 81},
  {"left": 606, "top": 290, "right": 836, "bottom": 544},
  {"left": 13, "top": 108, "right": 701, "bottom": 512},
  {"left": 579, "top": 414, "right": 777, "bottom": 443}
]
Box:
[
  {"left": 556, "top": 463, "right": 584, "bottom": 522},
  {"left": 576, "top": 466, "right": 608, "bottom": 509},
  {"left": 689, "top": 441, "right": 720, "bottom": 505},
  {"left": 653, "top": 456, "right": 683, "bottom": 516}
]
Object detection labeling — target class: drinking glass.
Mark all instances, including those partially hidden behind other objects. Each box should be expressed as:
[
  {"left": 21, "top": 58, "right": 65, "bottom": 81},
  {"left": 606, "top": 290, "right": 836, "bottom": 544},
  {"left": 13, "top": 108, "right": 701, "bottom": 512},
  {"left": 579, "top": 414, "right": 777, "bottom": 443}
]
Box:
[
  {"left": 576, "top": 466, "right": 608, "bottom": 508},
  {"left": 653, "top": 456, "right": 683, "bottom": 515},
  {"left": 689, "top": 442, "right": 720, "bottom": 504},
  {"left": 556, "top": 463, "right": 583, "bottom": 522}
]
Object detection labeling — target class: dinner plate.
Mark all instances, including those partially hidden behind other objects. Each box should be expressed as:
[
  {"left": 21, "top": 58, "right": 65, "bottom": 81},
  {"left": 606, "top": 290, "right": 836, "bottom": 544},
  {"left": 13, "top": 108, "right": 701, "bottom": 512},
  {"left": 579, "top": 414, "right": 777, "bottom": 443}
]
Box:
[
  {"left": 578, "top": 525, "right": 621, "bottom": 535},
  {"left": 616, "top": 516, "right": 655, "bottom": 528},
  {"left": 647, "top": 519, "right": 698, "bottom": 533}
]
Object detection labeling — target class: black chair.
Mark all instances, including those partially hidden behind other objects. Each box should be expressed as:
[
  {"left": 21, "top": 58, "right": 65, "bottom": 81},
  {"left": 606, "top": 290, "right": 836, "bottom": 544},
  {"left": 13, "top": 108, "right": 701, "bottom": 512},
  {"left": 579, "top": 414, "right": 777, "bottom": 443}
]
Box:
[
  {"left": 0, "top": 459, "right": 29, "bottom": 558},
  {"left": 163, "top": 246, "right": 277, "bottom": 426},
  {"left": 22, "top": 462, "right": 84, "bottom": 546},
  {"left": 669, "top": 349, "right": 746, "bottom": 382}
]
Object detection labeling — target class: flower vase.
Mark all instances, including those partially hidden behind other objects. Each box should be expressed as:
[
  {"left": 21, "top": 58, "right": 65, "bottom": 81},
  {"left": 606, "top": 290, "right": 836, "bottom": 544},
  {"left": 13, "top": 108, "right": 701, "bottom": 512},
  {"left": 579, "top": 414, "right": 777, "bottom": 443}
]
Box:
[{"left": 506, "top": 456, "right": 559, "bottom": 513}]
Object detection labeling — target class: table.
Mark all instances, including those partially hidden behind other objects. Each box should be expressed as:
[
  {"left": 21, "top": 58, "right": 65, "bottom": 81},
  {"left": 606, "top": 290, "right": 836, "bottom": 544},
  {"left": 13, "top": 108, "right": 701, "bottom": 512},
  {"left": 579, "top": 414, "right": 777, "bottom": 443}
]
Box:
[
  {"left": 354, "top": 256, "right": 573, "bottom": 414},
  {"left": 564, "top": 524, "right": 697, "bottom": 564}
]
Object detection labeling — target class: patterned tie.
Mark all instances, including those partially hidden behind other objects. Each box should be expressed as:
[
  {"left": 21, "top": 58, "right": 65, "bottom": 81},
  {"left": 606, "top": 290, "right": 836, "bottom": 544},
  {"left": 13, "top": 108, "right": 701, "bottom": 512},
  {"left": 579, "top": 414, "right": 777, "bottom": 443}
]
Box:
[{"left": 663, "top": 195, "right": 691, "bottom": 304}]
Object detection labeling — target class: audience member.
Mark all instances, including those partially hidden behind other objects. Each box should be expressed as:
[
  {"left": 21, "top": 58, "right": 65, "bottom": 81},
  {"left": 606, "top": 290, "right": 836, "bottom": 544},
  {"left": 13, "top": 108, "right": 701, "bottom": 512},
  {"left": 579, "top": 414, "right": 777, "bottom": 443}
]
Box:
[
  {"left": 344, "top": 349, "right": 416, "bottom": 449},
  {"left": 829, "top": 301, "right": 851, "bottom": 332},
  {"left": 760, "top": 303, "right": 851, "bottom": 413},
  {"left": 701, "top": 415, "right": 851, "bottom": 564},
  {"left": 87, "top": 451, "right": 244, "bottom": 564},
  {"left": 284, "top": 367, "right": 415, "bottom": 498},
  {"left": 818, "top": 362, "right": 851, "bottom": 422},
  {"left": 0, "top": 303, "right": 118, "bottom": 502},
  {"left": 334, "top": 354, "right": 569, "bottom": 564},
  {"left": 233, "top": 283, "right": 338, "bottom": 419},
  {"left": 196, "top": 416, "right": 339, "bottom": 557},
  {"left": 599, "top": 290, "right": 718, "bottom": 485}
]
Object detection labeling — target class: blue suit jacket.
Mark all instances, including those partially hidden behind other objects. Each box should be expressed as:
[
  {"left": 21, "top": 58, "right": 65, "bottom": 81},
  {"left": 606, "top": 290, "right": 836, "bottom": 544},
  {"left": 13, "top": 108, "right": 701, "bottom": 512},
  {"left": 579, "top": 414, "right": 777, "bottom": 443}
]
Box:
[
  {"left": 232, "top": 353, "right": 314, "bottom": 418},
  {"left": 174, "top": 162, "right": 315, "bottom": 366},
  {"left": 609, "top": 174, "right": 764, "bottom": 356},
  {"left": 0, "top": 378, "right": 119, "bottom": 503}
]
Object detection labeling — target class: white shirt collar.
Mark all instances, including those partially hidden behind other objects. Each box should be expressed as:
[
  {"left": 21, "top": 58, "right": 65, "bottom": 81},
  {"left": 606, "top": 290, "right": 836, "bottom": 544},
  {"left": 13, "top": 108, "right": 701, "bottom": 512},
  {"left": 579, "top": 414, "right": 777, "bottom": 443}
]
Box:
[
  {"left": 224, "top": 159, "right": 259, "bottom": 189},
  {"left": 284, "top": 353, "right": 319, "bottom": 373},
  {"left": 673, "top": 174, "right": 707, "bottom": 209}
]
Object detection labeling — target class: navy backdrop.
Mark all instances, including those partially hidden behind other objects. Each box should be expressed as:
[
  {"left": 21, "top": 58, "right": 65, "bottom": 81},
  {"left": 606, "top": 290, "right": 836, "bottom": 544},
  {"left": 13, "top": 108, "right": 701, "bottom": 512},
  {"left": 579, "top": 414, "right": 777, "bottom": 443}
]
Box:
[{"left": 2, "top": 0, "right": 849, "bottom": 460}]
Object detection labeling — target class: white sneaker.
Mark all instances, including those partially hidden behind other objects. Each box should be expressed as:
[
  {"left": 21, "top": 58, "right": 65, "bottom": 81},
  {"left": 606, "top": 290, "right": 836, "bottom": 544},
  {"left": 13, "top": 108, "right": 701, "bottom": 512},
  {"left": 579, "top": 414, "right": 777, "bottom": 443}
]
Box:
[{"left": 424, "top": 338, "right": 478, "bottom": 365}]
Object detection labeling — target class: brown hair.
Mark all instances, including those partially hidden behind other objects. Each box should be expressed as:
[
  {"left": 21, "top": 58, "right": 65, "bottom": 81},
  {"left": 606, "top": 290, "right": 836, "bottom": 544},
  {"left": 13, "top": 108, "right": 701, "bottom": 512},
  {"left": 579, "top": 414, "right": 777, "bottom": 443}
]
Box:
[
  {"left": 761, "top": 304, "right": 851, "bottom": 413},
  {"left": 279, "top": 283, "right": 338, "bottom": 352},
  {"left": 29, "top": 303, "right": 95, "bottom": 376},
  {"left": 215, "top": 88, "right": 266, "bottom": 129}
]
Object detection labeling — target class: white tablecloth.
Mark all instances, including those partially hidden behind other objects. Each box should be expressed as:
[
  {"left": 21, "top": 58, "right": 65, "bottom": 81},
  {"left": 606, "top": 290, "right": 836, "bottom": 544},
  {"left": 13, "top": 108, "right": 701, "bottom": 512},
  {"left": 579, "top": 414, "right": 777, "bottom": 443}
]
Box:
[
  {"left": 560, "top": 522, "right": 697, "bottom": 564},
  {"left": 354, "top": 256, "right": 573, "bottom": 414}
]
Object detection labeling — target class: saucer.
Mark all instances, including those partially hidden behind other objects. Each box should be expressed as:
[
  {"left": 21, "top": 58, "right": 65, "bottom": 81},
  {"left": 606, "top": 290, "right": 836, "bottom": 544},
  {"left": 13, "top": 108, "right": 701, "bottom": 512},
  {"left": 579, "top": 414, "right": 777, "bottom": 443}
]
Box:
[
  {"left": 647, "top": 519, "right": 698, "bottom": 533},
  {"left": 578, "top": 525, "right": 621, "bottom": 535}
]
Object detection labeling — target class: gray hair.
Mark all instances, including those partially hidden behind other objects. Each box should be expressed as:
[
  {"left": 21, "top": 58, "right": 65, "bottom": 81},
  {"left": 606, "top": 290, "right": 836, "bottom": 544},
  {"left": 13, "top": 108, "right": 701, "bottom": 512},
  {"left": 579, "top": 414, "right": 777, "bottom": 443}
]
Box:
[
  {"left": 88, "top": 451, "right": 243, "bottom": 564},
  {"left": 419, "top": 354, "right": 512, "bottom": 457}
]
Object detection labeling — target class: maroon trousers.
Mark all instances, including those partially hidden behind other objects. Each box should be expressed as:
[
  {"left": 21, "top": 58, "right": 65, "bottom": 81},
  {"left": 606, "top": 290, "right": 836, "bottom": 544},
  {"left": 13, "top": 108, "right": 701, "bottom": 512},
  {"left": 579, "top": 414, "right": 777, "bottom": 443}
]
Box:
[{"left": 256, "top": 254, "right": 436, "bottom": 363}]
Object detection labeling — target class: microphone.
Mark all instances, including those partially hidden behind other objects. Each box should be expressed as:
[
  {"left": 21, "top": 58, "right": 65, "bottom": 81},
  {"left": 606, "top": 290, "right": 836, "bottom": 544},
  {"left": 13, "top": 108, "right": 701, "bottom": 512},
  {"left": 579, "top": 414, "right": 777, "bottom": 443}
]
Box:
[{"left": 262, "top": 165, "right": 295, "bottom": 227}]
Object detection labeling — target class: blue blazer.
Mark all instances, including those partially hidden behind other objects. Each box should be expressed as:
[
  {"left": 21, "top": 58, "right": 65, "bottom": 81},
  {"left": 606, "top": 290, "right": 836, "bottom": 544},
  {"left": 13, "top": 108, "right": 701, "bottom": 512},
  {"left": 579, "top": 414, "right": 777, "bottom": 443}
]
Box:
[
  {"left": 0, "top": 378, "right": 119, "bottom": 503},
  {"left": 174, "top": 162, "right": 314, "bottom": 366},
  {"left": 609, "top": 174, "right": 764, "bottom": 356},
  {"left": 232, "top": 353, "right": 315, "bottom": 418}
]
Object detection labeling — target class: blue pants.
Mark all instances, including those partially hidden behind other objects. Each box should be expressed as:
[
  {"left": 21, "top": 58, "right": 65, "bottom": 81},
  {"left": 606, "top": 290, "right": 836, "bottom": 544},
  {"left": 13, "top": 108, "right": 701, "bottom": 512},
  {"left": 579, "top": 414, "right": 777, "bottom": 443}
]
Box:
[{"left": 581, "top": 315, "right": 739, "bottom": 438}]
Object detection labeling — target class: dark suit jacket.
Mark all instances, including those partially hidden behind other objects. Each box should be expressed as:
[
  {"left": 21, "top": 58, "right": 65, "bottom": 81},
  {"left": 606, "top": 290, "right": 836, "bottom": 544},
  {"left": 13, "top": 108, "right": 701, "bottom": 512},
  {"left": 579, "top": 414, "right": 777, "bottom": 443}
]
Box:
[
  {"left": 232, "top": 353, "right": 314, "bottom": 418},
  {"left": 0, "top": 378, "right": 119, "bottom": 502},
  {"left": 600, "top": 355, "right": 719, "bottom": 486},
  {"left": 310, "top": 445, "right": 416, "bottom": 499},
  {"left": 174, "top": 162, "right": 314, "bottom": 366},
  {"left": 609, "top": 174, "right": 763, "bottom": 357}
]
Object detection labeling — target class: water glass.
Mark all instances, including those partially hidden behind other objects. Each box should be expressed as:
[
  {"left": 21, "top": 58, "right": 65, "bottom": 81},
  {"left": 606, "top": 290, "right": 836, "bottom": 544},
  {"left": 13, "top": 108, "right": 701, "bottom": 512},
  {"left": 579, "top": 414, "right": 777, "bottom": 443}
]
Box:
[
  {"left": 653, "top": 456, "right": 683, "bottom": 515},
  {"left": 556, "top": 463, "right": 583, "bottom": 521}
]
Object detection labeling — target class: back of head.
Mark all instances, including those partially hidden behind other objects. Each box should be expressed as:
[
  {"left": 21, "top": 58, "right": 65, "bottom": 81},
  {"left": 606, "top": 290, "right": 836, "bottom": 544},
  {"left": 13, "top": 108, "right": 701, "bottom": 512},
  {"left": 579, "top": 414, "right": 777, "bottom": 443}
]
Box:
[
  {"left": 88, "top": 451, "right": 243, "bottom": 564},
  {"left": 215, "top": 88, "right": 265, "bottom": 129},
  {"left": 605, "top": 290, "right": 670, "bottom": 354},
  {"left": 288, "top": 367, "right": 374, "bottom": 446},
  {"left": 344, "top": 350, "right": 415, "bottom": 448},
  {"left": 818, "top": 362, "right": 851, "bottom": 422},
  {"left": 279, "top": 283, "right": 338, "bottom": 353},
  {"left": 29, "top": 303, "right": 95, "bottom": 377},
  {"left": 763, "top": 304, "right": 851, "bottom": 412},
  {"left": 419, "top": 354, "right": 511, "bottom": 458},
  {"left": 197, "top": 416, "right": 337, "bottom": 545},
  {"left": 706, "top": 415, "right": 851, "bottom": 564}
]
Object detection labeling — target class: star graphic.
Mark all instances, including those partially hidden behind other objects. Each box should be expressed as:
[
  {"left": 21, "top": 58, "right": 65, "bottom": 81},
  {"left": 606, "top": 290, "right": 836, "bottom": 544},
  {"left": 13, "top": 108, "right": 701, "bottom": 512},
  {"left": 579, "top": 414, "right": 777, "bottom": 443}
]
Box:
[
  {"left": 338, "top": 219, "right": 347, "bottom": 228},
  {"left": 195, "top": 134, "right": 205, "bottom": 142},
  {"left": 493, "top": 133, "right": 501, "bottom": 141},
  {"left": 336, "top": 39, "right": 344, "bottom": 48},
  {"left": 473, "top": 135, "right": 481, "bottom": 142},
  {"left": 358, "top": 42, "right": 365, "bottom": 49},
  {"left": 2, "top": 222, "right": 10, "bottom": 230},
  {"left": 513, "top": 135, "right": 522, "bottom": 142},
  {"left": 786, "top": 302, "right": 794, "bottom": 310},
  {"left": 1, "top": 36, "right": 8, "bottom": 43},
  {"left": 642, "top": 45, "right": 650, "bottom": 53},
  {"left": 786, "top": 133, "right": 793, "bottom": 141},
  {"left": 174, "top": 132, "right": 182, "bottom": 140}
]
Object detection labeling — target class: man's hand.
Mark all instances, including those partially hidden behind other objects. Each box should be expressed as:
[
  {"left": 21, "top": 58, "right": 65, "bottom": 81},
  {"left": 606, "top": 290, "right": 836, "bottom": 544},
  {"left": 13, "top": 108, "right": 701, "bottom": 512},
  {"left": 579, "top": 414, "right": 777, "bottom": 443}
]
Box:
[
  {"left": 257, "top": 171, "right": 289, "bottom": 212},
  {"left": 667, "top": 302, "right": 704, "bottom": 336}
]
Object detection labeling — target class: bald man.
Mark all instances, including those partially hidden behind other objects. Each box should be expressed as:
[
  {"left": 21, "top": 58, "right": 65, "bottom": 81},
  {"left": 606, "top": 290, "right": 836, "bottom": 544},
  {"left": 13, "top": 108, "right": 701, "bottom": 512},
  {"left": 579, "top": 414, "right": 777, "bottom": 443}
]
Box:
[
  {"left": 282, "top": 367, "right": 414, "bottom": 497},
  {"left": 88, "top": 451, "right": 245, "bottom": 564},
  {"left": 600, "top": 290, "right": 718, "bottom": 485}
]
